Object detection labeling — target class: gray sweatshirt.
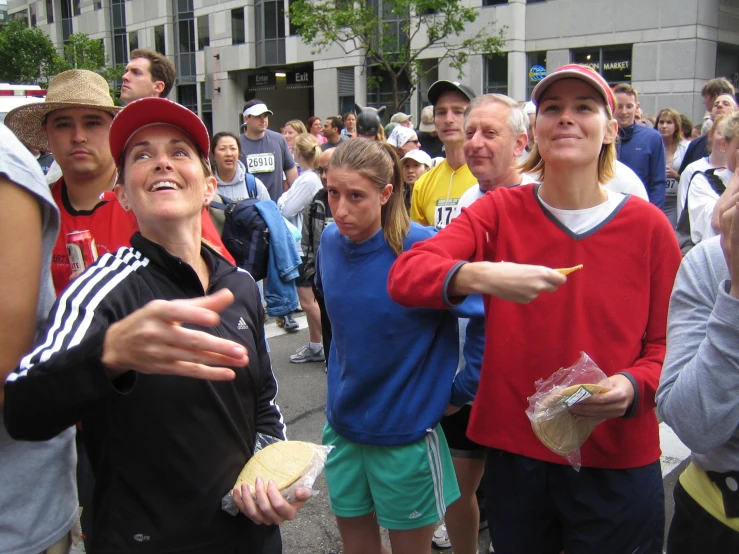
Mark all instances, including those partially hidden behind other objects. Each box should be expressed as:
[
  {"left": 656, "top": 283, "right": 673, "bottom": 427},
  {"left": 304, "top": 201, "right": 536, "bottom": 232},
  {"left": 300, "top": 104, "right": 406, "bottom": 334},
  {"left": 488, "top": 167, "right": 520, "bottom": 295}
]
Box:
[{"left": 656, "top": 236, "right": 739, "bottom": 473}]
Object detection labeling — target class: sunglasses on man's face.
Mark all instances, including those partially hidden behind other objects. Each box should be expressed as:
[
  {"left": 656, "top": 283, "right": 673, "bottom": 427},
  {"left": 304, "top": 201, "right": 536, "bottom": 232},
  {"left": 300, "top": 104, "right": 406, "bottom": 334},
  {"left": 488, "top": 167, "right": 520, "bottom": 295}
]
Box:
[{"left": 316, "top": 167, "right": 329, "bottom": 175}]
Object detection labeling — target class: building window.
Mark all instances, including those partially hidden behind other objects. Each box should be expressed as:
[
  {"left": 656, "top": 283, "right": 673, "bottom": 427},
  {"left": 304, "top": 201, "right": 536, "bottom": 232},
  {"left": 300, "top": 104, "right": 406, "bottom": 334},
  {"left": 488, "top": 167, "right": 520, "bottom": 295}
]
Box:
[
  {"left": 572, "top": 45, "right": 632, "bottom": 84},
  {"left": 255, "top": 0, "right": 286, "bottom": 66},
  {"left": 197, "top": 15, "right": 210, "bottom": 50},
  {"left": 111, "top": 0, "right": 127, "bottom": 65},
  {"left": 60, "top": 0, "right": 73, "bottom": 42},
  {"left": 10, "top": 10, "right": 30, "bottom": 26},
  {"left": 484, "top": 54, "right": 508, "bottom": 95},
  {"left": 367, "top": 65, "right": 410, "bottom": 115},
  {"left": 232, "top": 8, "right": 245, "bottom": 44},
  {"left": 527, "top": 51, "right": 547, "bottom": 100},
  {"left": 29, "top": 4, "right": 37, "bottom": 26},
  {"left": 483, "top": 0, "right": 508, "bottom": 6},
  {"left": 129, "top": 30, "right": 138, "bottom": 54},
  {"left": 716, "top": 43, "right": 739, "bottom": 93},
  {"left": 178, "top": 84, "right": 197, "bottom": 112},
  {"left": 94, "top": 1, "right": 102, "bottom": 10},
  {"left": 73, "top": 0, "right": 81, "bottom": 16},
  {"left": 155, "top": 25, "right": 166, "bottom": 54},
  {"left": 46, "top": 0, "right": 54, "bottom": 23},
  {"left": 338, "top": 67, "right": 355, "bottom": 116}
]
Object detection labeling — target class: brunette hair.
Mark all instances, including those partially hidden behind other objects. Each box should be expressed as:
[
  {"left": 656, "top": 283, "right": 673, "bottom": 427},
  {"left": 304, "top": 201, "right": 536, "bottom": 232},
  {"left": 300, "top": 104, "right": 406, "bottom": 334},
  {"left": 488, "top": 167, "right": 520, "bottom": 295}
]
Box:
[
  {"left": 294, "top": 133, "right": 322, "bottom": 170},
  {"left": 519, "top": 86, "right": 617, "bottom": 184},
  {"left": 284, "top": 119, "right": 307, "bottom": 135},
  {"left": 679, "top": 114, "right": 694, "bottom": 140},
  {"left": 701, "top": 78, "right": 735, "bottom": 100},
  {"left": 654, "top": 108, "right": 682, "bottom": 149},
  {"left": 613, "top": 83, "right": 639, "bottom": 101},
  {"left": 130, "top": 49, "right": 176, "bottom": 98},
  {"left": 329, "top": 139, "right": 409, "bottom": 256},
  {"left": 306, "top": 116, "right": 321, "bottom": 132}
]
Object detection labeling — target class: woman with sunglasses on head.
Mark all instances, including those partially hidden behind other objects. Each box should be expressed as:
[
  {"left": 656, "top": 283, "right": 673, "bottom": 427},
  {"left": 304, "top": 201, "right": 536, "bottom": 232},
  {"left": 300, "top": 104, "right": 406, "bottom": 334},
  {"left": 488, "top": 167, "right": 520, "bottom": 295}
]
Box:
[
  {"left": 388, "top": 64, "right": 682, "bottom": 554},
  {"left": 4, "top": 98, "right": 311, "bottom": 554}
]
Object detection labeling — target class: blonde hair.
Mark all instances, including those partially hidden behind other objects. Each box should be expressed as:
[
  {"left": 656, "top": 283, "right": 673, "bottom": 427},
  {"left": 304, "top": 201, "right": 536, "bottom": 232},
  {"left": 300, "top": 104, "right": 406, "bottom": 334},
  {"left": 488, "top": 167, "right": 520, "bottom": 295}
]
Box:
[
  {"left": 294, "top": 133, "right": 321, "bottom": 170},
  {"left": 720, "top": 111, "right": 739, "bottom": 144},
  {"left": 519, "top": 92, "right": 616, "bottom": 184},
  {"left": 329, "top": 139, "right": 409, "bottom": 256},
  {"left": 284, "top": 119, "right": 307, "bottom": 135}
]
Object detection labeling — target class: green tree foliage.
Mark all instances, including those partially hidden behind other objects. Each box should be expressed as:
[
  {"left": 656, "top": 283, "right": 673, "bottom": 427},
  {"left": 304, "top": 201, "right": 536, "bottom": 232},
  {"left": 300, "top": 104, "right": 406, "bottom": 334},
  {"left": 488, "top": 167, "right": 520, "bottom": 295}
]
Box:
[
  {"left": 63, "top": 33, "right": 106, "bottom": 71},
  {"left": 290, "top": 0, "right": 506, "bottom": 112},
  {"left": 0, "top": 20, "right": 62, "bottom": 84}
]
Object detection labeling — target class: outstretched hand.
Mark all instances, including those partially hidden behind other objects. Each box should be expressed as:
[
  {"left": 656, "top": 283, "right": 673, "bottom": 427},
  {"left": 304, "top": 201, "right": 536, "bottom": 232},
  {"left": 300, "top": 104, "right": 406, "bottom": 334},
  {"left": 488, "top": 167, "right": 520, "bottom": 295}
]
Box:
[
  {"left": 102, "top": 289, "right": 248, "bottom": 380},
  {"left": 451, "top": 261, "right": 567, "bottom": 304}
]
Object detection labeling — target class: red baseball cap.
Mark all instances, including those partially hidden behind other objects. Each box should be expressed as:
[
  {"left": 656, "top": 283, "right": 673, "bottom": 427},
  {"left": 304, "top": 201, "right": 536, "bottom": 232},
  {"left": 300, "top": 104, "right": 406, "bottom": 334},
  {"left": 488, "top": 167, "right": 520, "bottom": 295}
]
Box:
[
  {"left": 109, "top": 97, "right": 210, "bottom": 167},
  {"left": 531, "top": 64, "right": 615, "bottom": 114}
]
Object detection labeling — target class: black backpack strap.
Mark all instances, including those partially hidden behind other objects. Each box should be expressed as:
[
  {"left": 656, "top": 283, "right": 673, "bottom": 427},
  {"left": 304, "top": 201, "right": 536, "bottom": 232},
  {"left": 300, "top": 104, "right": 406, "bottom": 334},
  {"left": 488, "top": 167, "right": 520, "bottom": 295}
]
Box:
[
  {"left": 210, "top": 201, "right": 227, "bottom": 211},
  {"left": 703, "top": 168, "right": 726, "bottom": 196}
]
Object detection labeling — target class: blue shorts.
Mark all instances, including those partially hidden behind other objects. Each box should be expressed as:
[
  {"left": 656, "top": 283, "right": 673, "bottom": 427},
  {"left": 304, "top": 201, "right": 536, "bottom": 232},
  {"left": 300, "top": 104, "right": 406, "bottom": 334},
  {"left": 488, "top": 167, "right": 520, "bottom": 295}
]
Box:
[{"left": 483, "top": 448, "right": 664, "bottom": 554}]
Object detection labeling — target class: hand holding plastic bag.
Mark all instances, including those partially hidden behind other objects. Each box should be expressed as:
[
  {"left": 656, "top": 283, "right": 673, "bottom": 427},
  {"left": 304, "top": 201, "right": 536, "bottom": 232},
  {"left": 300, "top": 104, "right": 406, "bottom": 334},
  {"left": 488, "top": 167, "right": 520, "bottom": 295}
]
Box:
[
  {"left": 526, "top": 352, "right": 611, "bottom": 470},
  {"left": 222, "top": 433, "right": 333, "bottom": 516}
]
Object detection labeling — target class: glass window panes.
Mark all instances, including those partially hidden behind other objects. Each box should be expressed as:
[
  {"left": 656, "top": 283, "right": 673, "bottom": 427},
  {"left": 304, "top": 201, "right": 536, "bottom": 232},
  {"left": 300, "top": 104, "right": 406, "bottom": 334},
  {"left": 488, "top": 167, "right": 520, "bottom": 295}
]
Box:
[
  {"left": 485, "top": 54, "right": 508, "bottom": 94},
  {"left": 232, "top": 8, "right": 245, "bottom": 44},
  {"left": 178, "top": 84, "right": 197, "bottom": 112},
  {"left": 46, "top": 0, "right": 54, "bottom": 23},
  {"left": 129, "top": 30, "right": 138, "bottom": 54},
  {"left": 155, "top": 25, "right": 166, "bottom": 54},
  {"left": 114, "top": 34, "right": 127, "bottom": 64},
  {"left": 483, "top": 0, "right": 508, "bottom": 6},
  {"left": 197, "top": 15, "right": 209, "bottom": 50},
  {"left": 73, "top": 0, "right": 81, "bottom": 17},
  {"left": 572, "top": 45, "right": 632, "bottom": 85}
]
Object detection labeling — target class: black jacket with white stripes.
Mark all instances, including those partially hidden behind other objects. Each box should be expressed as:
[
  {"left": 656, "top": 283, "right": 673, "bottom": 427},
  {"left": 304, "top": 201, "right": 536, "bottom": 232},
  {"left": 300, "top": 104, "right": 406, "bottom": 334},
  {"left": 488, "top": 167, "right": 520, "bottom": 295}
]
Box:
[{"left": 4, "top": 233, "right": 285, "bottom": 554}]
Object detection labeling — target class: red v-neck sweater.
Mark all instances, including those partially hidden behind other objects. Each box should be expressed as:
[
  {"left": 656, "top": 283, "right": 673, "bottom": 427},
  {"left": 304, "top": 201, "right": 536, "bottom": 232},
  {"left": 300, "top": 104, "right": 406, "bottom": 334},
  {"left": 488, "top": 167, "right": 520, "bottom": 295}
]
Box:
[{"left": 388, "top": 184, "right": 682, "bottom": 469}]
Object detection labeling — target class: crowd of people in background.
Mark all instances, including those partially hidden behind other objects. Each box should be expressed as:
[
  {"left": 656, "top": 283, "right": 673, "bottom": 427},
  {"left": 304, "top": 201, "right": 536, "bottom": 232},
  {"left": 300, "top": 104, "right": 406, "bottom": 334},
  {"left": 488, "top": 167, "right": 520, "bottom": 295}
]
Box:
[{"left": 0, "top": 44, "right": 738, "bottom": 554}]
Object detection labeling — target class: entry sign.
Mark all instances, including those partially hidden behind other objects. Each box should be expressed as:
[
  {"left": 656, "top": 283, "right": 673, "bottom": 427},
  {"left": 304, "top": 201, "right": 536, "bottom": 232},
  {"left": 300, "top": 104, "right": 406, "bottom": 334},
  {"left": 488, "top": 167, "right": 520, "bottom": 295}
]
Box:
[
  {"left": 529, "top": 65, "right": 547, "bottom": 82},
  {"left": 287, "top": 70, "right": 313, "bottom": 87},
  {"left": 248, "top": 73, "right": 276, "bottom": 89}
]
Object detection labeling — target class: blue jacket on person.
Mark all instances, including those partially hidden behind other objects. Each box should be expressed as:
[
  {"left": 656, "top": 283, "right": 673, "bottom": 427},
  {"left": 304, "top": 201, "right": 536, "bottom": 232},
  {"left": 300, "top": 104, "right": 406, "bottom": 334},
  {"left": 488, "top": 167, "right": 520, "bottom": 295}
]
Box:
[
  {"left": 316, "top": 222, "right": 485, "bottom": 446},
  {"left": 617, "top": 123, "right": 666, "bottom": 208},
  {"left": 254, "top": 201, "right": 299, "bottom": 317}
]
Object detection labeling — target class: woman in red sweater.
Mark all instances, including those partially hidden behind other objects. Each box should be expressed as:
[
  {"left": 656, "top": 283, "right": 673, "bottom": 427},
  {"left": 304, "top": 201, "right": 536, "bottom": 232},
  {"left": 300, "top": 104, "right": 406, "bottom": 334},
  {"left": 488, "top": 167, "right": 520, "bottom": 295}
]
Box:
[{"left": 388, "top": 65, "right": 682, "bottom": 554}]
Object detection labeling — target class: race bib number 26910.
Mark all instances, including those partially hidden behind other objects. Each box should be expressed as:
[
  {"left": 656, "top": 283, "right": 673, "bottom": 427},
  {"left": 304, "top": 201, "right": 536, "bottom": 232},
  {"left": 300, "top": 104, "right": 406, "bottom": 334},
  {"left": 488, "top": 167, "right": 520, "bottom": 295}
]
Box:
[{"left": 246, "top": 153, "right": 276, "bottom": 173}]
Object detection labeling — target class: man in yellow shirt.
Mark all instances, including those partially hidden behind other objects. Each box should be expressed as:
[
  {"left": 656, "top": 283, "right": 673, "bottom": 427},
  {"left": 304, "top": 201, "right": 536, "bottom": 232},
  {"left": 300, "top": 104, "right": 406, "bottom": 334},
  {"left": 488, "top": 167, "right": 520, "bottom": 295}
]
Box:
[{"left": 410, "top": 81, "right": 477, "bottom": 228}]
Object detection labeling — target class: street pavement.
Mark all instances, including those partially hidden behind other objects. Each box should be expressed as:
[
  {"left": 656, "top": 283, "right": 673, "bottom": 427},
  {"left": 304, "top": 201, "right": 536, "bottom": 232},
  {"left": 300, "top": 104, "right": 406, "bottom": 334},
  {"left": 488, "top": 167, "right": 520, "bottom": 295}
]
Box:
[{"left": 73, "top": 314, "right": 691, "bottom": 554}]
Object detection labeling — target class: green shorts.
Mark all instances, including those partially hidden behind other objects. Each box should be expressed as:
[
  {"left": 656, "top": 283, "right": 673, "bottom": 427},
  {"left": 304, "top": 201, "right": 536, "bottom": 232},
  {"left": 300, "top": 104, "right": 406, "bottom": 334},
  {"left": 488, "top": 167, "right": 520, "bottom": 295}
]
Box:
[{"left": 322, "top": 422, "right": 460, "bottom": 530}]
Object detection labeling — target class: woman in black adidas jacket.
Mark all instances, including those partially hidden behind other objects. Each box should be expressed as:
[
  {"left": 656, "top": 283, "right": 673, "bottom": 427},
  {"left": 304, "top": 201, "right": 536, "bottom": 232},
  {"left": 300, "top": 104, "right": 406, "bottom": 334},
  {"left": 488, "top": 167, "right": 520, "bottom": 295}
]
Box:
[{"left": 3, "top": 98, "right": 310, "bottom": 554}]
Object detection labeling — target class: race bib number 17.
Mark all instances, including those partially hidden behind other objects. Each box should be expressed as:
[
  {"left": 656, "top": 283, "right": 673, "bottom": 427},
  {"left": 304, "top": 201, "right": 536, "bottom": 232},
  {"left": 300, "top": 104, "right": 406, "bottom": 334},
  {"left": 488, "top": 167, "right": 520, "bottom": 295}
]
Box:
[
  {"left": 246, "top": 153, "right": 276, "bottom": 173},
  {"left": 435, "top": 198, "right": 461, "bottom": 229}
]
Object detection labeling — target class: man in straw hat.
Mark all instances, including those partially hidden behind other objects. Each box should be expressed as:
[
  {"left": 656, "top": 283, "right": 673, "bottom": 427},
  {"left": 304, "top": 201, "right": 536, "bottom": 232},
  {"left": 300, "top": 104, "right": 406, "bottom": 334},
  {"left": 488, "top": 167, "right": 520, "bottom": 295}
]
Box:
[{"left": 5, "top": 69, "right": 232, "bottom": 296}]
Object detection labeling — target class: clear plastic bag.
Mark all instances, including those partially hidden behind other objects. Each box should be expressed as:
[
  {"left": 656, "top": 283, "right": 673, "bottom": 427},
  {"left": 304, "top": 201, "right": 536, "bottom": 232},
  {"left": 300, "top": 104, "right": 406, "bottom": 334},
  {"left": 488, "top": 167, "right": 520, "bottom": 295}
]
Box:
[
  {"left": 221, "top": 433, "right": 333, "bottom": 516},
  {"left": 525, "top": 352, "right": 611, "bottom": 471}
]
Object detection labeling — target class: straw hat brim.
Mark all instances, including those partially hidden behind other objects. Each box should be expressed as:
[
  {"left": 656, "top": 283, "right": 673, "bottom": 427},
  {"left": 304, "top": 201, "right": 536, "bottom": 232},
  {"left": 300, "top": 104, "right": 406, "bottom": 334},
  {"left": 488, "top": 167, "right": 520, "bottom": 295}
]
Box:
[{"left": 5, "top": 101, "right": 120, "bottom": 152}]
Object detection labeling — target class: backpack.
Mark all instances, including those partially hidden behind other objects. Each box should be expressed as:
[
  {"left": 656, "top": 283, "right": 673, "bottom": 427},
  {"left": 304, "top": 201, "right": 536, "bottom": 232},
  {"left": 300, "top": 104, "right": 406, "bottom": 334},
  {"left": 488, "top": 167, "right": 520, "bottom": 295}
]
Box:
[
  {"left": 675, "top": 168, "right": 726, "bottom": 255},
  {"left": 210, "top": 173, "right": 270, "bottom": 281}
]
